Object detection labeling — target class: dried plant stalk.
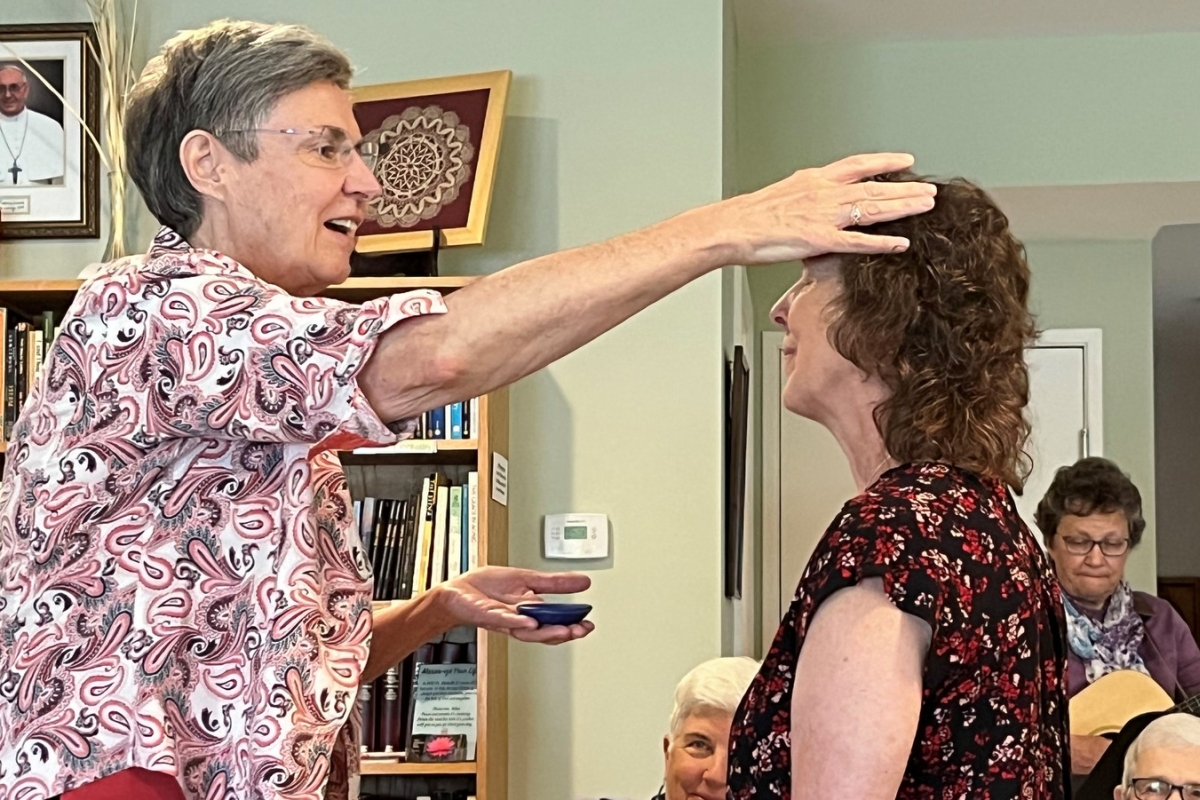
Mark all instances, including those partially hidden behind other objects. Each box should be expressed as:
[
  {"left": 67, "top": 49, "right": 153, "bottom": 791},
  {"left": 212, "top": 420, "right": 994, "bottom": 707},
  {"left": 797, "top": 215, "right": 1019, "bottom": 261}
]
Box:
[{"left": 85, "top": 0, "right": 138, "bottom": 259}]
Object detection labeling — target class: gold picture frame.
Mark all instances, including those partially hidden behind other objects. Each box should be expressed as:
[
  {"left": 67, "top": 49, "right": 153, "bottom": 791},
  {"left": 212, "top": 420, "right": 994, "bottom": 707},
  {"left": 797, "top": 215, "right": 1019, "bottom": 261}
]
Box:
[{"left": 352, "top": 69, "right": 511, "bottom": 255}]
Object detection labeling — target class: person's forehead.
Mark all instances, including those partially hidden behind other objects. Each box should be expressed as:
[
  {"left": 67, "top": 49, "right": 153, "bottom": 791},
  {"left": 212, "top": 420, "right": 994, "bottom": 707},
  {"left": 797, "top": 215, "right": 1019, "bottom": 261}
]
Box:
[
  {"left": 263, "top": 81, "right": 362, "bottom": 139},
  {"left": 1136, "top": 744, "right": 1200, "bottom": 779},
  {"left": 0, "top": 67, "right": 26, "bottom": 84}
]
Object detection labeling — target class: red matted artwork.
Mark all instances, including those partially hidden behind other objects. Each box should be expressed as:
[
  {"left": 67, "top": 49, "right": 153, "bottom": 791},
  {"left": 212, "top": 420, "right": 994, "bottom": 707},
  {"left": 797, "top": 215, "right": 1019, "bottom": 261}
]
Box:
[{"left": 352, "top": 70, "right": 511, "bottom": 254}]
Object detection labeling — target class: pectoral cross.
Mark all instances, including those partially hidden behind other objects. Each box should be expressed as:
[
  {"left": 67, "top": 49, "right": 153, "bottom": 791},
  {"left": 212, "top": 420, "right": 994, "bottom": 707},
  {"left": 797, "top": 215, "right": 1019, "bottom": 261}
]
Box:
[{"left": 6, "top": 161, "right": 19, "bottom": 184}]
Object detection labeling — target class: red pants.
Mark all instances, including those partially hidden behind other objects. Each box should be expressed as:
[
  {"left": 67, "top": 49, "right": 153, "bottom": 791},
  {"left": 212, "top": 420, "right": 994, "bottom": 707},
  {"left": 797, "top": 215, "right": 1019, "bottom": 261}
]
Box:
[{"left": 59, "top": 768, "right": 185, "bottom": 800}]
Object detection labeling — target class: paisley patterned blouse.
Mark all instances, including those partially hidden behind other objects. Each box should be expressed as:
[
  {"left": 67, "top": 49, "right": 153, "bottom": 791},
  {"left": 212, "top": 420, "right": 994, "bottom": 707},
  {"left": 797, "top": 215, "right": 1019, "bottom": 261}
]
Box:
[
  {"left": 0, "top": 227, "right": 446, "bottom": 800},
  {"left": 728, "top": 462, "right": 1071, "bottom": 799}
]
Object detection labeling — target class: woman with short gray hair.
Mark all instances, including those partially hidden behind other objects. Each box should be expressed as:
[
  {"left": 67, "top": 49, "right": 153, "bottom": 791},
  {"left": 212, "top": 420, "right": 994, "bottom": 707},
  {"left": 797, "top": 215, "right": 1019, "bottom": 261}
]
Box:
[
  {"left": 1118, "top": 713, "right": 1200, "bottom": 799},
  {"left": 0, "top": 16, "right": 934, "bottom": 800},
  {"left": 654, "top": 657, "right": 760, "bottom": 800}
]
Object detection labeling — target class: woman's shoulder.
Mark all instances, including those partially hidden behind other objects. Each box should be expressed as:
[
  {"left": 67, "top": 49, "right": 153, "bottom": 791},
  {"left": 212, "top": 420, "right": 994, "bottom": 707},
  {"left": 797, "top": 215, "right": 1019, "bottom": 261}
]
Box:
[{"left": 1134, "top": 591, "right": 1189, "bottom": 627}]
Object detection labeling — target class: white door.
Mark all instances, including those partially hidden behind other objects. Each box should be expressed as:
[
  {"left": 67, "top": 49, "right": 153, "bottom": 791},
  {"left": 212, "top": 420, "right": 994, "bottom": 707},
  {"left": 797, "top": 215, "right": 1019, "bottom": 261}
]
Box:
[{"left": 760, "top": 329, "right": 1102, "bottom": 644}]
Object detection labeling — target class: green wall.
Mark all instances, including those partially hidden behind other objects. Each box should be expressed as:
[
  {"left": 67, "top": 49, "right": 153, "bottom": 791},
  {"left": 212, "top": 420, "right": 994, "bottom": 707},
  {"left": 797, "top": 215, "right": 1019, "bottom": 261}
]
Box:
[{"left": 737, "top": 32, "right": 1200, "bottom": 193}]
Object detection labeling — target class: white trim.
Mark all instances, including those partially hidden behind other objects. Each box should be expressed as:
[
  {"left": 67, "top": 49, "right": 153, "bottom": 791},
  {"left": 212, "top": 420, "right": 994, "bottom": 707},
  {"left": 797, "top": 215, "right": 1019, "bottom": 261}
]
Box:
[
  {"left": 1032, "top": 328, "right": 1104, "bottom": 458},
  {"left": 760, "top": 330, "right": 784, "bottom": 651}
]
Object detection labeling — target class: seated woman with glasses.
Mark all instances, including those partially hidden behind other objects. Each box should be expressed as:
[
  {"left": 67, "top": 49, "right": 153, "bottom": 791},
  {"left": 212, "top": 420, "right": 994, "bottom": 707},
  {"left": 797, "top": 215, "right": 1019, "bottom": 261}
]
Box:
[{"left": 1035, "top": 457, "right": 1200, "bottom": 778}]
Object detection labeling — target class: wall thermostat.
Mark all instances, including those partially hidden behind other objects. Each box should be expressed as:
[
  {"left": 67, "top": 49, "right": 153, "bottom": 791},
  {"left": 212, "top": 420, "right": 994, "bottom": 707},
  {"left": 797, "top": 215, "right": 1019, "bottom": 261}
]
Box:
[{"left": 544, "top": 513, "right": 609, "bottom": 559}]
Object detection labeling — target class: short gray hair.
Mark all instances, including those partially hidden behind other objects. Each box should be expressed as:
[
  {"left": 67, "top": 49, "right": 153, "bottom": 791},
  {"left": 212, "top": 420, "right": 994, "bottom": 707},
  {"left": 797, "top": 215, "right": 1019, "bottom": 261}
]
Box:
[
  {"left": 126, "top": 19, "right": 354, "bottom": 238},
  {"left": 1123, "top": 713, "right": 1200, "bottom": 787},
  {"left": 667, "top": 657, "right": 760, "bottom": 739}
]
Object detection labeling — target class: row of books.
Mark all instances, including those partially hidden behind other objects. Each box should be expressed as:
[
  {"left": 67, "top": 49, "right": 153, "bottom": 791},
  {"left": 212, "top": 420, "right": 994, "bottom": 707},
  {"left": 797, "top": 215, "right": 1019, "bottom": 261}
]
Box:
[
  {"left": 356, "top": 472, "right": 479, "bottom": 602},
  {"left": 1, "top": 309, "right": 57, "bottom": 440},
  {"left": 415, "top": 399, "right": 480, "bottom": 441},
  {"left": 361, "top": 637, "right": 478, "bottom": 758}
]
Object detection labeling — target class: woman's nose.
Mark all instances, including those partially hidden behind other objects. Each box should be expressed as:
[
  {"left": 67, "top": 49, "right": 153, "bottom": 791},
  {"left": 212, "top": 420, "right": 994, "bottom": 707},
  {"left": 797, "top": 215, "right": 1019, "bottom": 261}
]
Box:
[
  {"left": 705, "top": 750, "right": 728, "bottom": 786},
  {"left": 770, "top": 293, "right": 790, "bottom": 328}
]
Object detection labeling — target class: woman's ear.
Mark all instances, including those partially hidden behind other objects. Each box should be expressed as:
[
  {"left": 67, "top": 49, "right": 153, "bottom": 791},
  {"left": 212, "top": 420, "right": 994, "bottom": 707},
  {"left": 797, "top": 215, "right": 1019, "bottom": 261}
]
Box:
[{"left": 179, "top": 129, "right": 228, "bottom": 201}]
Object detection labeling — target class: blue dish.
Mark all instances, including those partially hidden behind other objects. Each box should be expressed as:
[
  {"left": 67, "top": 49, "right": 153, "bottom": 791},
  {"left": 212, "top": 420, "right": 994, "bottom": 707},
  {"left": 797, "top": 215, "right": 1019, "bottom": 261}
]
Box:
[{"left": 516, "top": 602, "right": 593, "bottom": 627}]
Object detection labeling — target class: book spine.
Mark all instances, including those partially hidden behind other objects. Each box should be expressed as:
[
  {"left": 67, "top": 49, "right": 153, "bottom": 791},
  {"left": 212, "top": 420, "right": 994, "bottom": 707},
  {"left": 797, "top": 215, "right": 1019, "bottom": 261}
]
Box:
[
  {"left": 412, "top": 477, "right": 433, "bottom": 595},
  {"left": 380, "top": 665, "right": 403, "bottom": 752},
  {"left": 0, "top": 307, "right": 8, "bottom": 441},
  {"left": 431, "top": 485, "right": 450, "bottom": 588},
  {"left": 430, "top": 406, "right": 445, "bottom": 440},
  {"left": 450, "top": 402, "right": 463, "bottom": 440},
  {"left": 360, "top": 681, "right": 376, "bottom": 753},
  {"left": 384, "top": 500, "right": 406, "bottom": 600},
  {"left": 468, "top": 471, "right": 479, "bottom": 571},
  {"left": 447, "top": 486, "right": 463, "bottom": 581}
]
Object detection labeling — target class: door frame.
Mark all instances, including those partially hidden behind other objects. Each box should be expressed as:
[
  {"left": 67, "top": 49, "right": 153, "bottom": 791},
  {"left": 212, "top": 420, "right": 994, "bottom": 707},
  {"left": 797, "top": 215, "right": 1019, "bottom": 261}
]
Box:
[{"left": 760, "top": 327, "right": 1103, "bottom": 647}]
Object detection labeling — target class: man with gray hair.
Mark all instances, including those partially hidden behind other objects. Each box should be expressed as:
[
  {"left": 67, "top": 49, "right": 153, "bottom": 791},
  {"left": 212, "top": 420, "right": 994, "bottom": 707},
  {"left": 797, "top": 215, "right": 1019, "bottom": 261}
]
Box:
[
  {"left": 1113, "top": 713, "right": 1200, "bottom": 800},
  {"left": 0, "top": 64, "right": 64, "bottom": 185}
]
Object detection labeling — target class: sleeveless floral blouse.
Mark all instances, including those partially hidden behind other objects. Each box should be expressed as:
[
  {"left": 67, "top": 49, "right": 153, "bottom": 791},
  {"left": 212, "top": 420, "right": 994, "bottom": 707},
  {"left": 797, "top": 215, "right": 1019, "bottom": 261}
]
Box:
[{"left": 728, "top": 462, "right": 1070, "bottom": 799}]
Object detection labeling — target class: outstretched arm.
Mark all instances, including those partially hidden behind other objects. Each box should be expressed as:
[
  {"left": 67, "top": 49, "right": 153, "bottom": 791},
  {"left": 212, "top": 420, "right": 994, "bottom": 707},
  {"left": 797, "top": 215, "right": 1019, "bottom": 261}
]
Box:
[{"left": 358, "top": 153, "right": 937, "bottom": 422}]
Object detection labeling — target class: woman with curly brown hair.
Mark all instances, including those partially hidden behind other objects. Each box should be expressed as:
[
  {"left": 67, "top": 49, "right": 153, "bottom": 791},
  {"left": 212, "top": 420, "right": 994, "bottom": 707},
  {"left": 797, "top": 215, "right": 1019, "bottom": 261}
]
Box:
[{"left": 726, "top": 174, "right": 1070, "bottom": 799}]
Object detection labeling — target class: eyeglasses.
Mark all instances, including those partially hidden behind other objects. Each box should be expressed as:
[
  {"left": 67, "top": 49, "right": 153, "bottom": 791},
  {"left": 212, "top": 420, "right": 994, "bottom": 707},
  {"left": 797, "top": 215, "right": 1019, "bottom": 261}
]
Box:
[
  {"left": 1130, "top": 778, "right": 1200, "bottom": 800},
  {"left": 216, "top": 125, "right": 381, "bottom": 172},
  {"left": 0, "top": 82, "right": 27, "bottom": 96},
  {"left": 1059, "top": 535, "right": 1131, "bottom": 557}
]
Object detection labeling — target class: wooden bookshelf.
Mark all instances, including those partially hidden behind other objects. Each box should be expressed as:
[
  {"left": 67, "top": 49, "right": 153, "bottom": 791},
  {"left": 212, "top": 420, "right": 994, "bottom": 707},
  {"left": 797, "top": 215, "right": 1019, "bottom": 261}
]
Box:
[
  {"left": 361, "top": 761, "right": 478, "bottom": 776},
  {"left": 0, "top": 275, "right": 509, "bottom": 800}
]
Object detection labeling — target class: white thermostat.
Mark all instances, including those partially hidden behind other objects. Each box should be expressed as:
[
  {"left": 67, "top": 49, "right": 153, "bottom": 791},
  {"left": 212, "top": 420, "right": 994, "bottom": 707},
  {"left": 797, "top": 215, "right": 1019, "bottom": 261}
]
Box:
[{"left": 544, "top": 513, "right": 609, "bottom": 559}]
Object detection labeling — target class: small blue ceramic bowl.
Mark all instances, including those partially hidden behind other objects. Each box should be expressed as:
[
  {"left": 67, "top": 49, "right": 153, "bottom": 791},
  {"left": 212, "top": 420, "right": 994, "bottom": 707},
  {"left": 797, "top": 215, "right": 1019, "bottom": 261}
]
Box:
[{"left": 516, "top": 602, "right": 593, "bottom": 627}]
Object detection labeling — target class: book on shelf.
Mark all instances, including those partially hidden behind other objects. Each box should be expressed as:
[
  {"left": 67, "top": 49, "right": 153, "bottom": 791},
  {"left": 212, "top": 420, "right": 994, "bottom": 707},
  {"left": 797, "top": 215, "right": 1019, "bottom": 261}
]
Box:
[
  {"left": 360, "top": 638, "right": 477, "bottom": 761},
  {"left": 1, "top": 308, "right": 57, "bottom": 441},
  {"left": 409, "top": 663, "right": 478, "bottom": 761},
  {"left": 356, "top": 472, "right": 478, "bottom": 604},
  {"left": 350, "top": 398, "right": 481, "bottom": 454}
]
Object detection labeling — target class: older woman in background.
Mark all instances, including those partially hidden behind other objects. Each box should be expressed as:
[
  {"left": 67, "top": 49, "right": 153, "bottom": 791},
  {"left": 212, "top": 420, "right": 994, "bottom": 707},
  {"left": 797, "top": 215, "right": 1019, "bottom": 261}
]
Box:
[
  {"left": 0, "top": 17, "right": 937, "bottom": 800},
  {"left": 653, "top": 657, "right": 760, "bottom": 800},
  {"left": 728, "top": 174, "right": 1069, "bottom": 799},
  {"left": 1036, "top": 457, "right": 1200, "bottom": 776}
]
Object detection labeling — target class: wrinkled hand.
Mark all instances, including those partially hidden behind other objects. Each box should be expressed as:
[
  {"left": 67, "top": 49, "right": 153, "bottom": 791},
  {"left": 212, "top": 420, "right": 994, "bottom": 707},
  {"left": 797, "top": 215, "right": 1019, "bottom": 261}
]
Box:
[
  {"left": 713, "top": 152, "right": 937, "bottom": 265},
  {"left": 434, "top": 566, "right": 595, "bottom": 645}
]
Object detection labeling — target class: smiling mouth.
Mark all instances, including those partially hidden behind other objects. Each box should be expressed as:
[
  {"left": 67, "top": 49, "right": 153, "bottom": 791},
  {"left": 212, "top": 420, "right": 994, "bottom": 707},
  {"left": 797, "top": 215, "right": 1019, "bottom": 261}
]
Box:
[{"left": 324, "top": 218, "right": 360, "bottom": 236}]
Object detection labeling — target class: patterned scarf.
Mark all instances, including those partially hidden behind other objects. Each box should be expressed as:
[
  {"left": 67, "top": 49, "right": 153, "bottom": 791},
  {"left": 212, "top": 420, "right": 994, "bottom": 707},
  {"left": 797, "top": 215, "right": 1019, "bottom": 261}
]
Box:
[{"left": 1062, "top": 580, "right": 1150, "bottom": 685}]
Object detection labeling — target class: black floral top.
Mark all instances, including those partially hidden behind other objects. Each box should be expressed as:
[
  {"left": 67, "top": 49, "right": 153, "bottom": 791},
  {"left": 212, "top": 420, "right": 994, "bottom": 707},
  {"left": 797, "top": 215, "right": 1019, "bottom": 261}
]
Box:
[{"left": 728, "top": 463, "right": 1070, "bottom": 799}]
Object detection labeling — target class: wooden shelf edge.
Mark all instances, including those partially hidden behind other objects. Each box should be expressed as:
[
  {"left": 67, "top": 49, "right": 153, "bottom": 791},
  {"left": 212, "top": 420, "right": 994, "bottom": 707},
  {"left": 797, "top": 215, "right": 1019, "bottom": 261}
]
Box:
[{"left": 360, "top": 759, "right": 477, "bottom": 775}]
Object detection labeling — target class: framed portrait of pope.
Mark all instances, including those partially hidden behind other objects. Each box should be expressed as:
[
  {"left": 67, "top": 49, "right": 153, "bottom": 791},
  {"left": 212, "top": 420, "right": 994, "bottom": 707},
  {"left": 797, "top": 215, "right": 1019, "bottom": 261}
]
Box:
[
  {"left": 0, "top": 23, "right": 100, "bottom": 239},
  {"left": 352, "top": 70, "right": 510, "bottom": 255}
]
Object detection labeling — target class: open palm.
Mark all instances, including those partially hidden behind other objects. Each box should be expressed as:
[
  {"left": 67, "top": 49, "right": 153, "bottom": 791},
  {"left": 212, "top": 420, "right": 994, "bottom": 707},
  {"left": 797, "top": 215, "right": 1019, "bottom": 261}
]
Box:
[{"left": 441, "top": 566, "right": 595, "bottom": 645}]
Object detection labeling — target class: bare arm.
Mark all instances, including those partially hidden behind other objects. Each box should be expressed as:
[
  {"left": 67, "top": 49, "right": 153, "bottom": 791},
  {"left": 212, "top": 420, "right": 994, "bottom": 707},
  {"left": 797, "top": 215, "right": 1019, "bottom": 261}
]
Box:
[
  {"left": 791, "top": 577, "right": 931, "bottom": 800},
  {"left": 365, "top": 567, "right": 592, "bottom": 682},
  {"left": 358, "top": 154, "right": 937, "bottom": 422}
]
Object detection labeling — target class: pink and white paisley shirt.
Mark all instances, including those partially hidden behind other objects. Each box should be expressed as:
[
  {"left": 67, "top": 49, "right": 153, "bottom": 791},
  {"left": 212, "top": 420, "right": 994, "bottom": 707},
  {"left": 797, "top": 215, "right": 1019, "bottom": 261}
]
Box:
[{"left": 0, "top": 227, "right": 447, "bottom": 800}]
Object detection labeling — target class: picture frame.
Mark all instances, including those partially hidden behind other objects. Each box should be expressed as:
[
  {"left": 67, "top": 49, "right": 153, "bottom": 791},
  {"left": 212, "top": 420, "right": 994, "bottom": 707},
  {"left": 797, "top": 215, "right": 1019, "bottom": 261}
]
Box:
[
  {"left": 351, "top": 69, "right": 511, "bottom": 255},
  {"left": 724, "top": 345, "right": 750, "bottom": 599},
  {"left": 0, "top": 23, "right": 100, "bottom": 239}
]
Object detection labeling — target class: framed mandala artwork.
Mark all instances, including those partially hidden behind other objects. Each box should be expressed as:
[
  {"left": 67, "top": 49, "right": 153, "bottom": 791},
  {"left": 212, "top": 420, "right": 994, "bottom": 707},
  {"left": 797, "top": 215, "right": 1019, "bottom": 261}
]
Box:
[{"left": 352, "top": 69, "right": 511, "bottom": 254}]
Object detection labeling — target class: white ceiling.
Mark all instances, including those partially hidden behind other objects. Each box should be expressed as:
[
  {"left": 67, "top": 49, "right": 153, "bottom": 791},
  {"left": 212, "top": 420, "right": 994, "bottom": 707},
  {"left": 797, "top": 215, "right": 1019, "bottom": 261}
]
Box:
[{"left": 733, "top": 0, "right": 1200, "bottom": 45}]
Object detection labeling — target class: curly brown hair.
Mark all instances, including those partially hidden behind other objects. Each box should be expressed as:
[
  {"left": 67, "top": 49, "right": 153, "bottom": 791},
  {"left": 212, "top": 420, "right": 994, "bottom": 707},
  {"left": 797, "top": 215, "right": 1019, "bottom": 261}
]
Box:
[{"left": 829, "top": 172, "right": 1037, "bottom": 489}]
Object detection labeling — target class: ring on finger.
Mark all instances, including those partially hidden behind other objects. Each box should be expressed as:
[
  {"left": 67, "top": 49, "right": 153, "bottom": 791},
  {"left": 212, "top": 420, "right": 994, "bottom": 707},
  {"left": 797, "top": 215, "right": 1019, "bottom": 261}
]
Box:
[{"left": 849, "top": 203, "right": 863, "bottom": 227}]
